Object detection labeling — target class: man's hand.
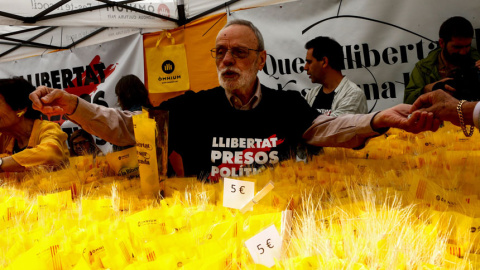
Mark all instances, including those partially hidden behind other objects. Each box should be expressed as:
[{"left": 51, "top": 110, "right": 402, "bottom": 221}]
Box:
[
  {"left": 372, "top": 104, "right": 440, "bottom": 134},
  {"left": 475, "top": 59, "right": 480, "bottom": 70},
  {"left": 29, "top": 86, "right": 78, "bottom": 115},
  {"left": 423, "top": 78, "right": 456, "bottom": 94},
  {"left": 411, "top": 90, "right": 477, "bottom": 127}
]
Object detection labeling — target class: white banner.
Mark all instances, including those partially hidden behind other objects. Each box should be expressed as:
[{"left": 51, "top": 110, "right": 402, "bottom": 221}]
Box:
[
  {"left": 0, "top": 0, "right": 178, "bottom": 28},
  {"left": 0, "top": 0, "right": 295, "bottom": 28},
  {"left": 232, "top": 0, "right": 480, "bottom": 111},
  {"left": 0, "top": 26, "right": 141, "bottom": 63},
  {"left": 0, "top": 33, "right": 144, "bottom": 152}
]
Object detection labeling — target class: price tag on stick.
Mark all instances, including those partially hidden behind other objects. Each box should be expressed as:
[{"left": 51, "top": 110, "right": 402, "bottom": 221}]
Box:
[
  {"left": 223, "top": 178, "right": 255, "bottom": 210},
  {"left": 245, "top": 224, "right": 282, "bottom": 268}
]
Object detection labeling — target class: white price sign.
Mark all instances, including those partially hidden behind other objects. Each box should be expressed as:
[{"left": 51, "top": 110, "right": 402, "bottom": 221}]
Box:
[
  {"left": 223, "top": 178, "right": 255, "bottom": 210},
  {"left": 244, "top": 224, "right": 282, "bottom": 268}
]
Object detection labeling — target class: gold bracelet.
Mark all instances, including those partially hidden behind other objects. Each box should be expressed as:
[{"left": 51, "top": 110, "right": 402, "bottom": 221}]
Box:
[{"left": 457, "top": 100, "right": 474, "bottom": 137}]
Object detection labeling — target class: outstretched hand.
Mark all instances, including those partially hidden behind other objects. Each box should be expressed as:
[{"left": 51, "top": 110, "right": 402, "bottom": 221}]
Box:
[
  {"left": 410, "top": 90, "right": 460, "bottom": 126},
  {"left": 372, "top": 104, "right": 441, "bottom": 134},
  {"left": 29, "top": 86, "right": 78, "bottom": 116}
]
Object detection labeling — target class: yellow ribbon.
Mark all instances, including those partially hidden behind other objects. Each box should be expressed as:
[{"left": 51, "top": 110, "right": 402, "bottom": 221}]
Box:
[{"left": 156, "top": 31, "right": 175, "bottom": 47}]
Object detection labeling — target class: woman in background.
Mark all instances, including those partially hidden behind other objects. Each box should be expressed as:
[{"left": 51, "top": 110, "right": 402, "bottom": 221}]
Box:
[
  {"left": 115, "top": 74, "right": 153, "bottom": 111},
  {"left": 112, "top": 74, "right": 153, "bottom": 152},
  {"left": 69, "top": 129, "right": 103, "bottom": 158},
  {"left": 0, "top": 77, "right": 69, "bottom": 172}
]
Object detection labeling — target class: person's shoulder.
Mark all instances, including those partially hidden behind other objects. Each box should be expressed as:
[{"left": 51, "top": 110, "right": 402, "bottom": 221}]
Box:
[
  {"left": 36, "top": 119, "right": 61, "bottom": 129},
  {"left": 159, "top": 86, "right": 223, "bottom": 109},
  {"left": 304, "top": 85, "right": 322, "bottom": 102},
  {"left": 470, "top": 47, "right": 480, "bottom": 60},
  {"left": 191, "top": 86, "right": 225, "bottom": 98},
  {"left": 416, "top": 48, "right": 441, "bottom": 66},
  {"left": 34, "top": 119, "right": 67, "bottom": 138},
  {"left": 342, "top": 77, "right": 363, "bottom": 92},
  {"left": 261, "top": 84, "right": 304, "bottom": 100},
  {"left": 260, "top": 84, "right": 312, "bottom": 110}
]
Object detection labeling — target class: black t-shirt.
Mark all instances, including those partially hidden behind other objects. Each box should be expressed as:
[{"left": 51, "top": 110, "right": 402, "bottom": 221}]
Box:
[
  {"left": 311, "top": 87, "right": 335, "bottom": 115},
  {"left": 159, "top": 85, "right": 319, "bottom": 180}
]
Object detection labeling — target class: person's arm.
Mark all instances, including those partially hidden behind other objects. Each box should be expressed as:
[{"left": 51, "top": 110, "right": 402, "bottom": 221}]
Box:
[
  {"left": 30, "top": 86, "right": 78, "bottom": 115},
  {"left": 304, "top": 104, "right": 439, "bottom": 149},
  {"left": 404, "top": 64, "right": 456, "bottom": 104},
  {"left": 411, "top": 90, "right": 478, "bottom": 127},
  {"left": 68, "top": 98, "right": 137, "bottom": 146},
  {"left": 30, "top": 86, "right": 136, "bottom": 146},
  {"left": 473, "top": 102, "right": 480, "bottom": 129},
  {"left": 303, "top": 113, "right": 381, "bottom": 149},
  {"left": 404, "top": 64, "right": 429, "bottom": 104},
  {"left": 0, "top": 156, "right": 25, "bottom": 172},
  {"left": 5, "top": 121, "right": 69, "bottom": 171}
]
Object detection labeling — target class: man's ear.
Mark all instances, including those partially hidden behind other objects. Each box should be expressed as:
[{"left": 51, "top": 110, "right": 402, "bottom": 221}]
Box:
[
  {"left": 257, "top": 50, "right": 267, "bottom": 71},
  {"left": 322, "top": 57, "right": 329, "bottom": 68},
  {"left": 439, "top": 38, "right": 445, "bottom": 49}
]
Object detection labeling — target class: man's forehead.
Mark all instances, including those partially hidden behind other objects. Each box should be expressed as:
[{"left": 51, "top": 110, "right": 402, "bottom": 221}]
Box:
[
  {"left": 448, "top": 36, "right": 472, "bottom": 45},
  {"left": 216, "top": 25, "right": 257, "bottom": 47},
  {"left": 305, "top": 48, "right": 316, "bottom": 59}
]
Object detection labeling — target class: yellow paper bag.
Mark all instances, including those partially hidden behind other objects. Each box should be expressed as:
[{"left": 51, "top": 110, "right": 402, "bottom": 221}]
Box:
[
  {"left": 133, "top": 112, "right": 162, "bottom": 199},
  {"left": 105, "top": 146, "right": 139, "bottom": 179},
  {"left": 146, "top": 31, "right": 190, "bottom": 93}
]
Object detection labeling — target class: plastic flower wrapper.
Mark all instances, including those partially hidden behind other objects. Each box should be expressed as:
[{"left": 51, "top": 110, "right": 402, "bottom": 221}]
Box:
[{"left": 105, "top": 146, "right": 139, "bottom": 179}]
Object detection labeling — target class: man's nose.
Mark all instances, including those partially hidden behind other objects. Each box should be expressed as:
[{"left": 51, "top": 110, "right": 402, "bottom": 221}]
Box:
[
  {"left": 459, "top": 47, "right": 469, "bottom": 55},
  {"left": 222, "top": 50, "right": 236, "bottom": 65}
]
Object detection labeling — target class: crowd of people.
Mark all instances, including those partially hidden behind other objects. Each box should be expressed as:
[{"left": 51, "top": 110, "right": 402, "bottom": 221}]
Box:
[{"left": 0, "top": 17, "right": 478, "bottom": 180}]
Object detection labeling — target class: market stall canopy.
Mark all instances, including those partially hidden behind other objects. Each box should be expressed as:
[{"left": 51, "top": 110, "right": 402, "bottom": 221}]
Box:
[{"left": 0, "top": 0, "right": 295, "bottom": 62}]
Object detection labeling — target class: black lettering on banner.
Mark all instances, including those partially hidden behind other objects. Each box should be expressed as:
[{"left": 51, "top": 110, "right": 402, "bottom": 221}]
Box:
[
  {"left": 261, "top": 39, "right": 440, "bottom": 106},
  {"left": 262, "top": 54, "right": 305, "bottom": 80},
  {"left": 84, "top": 65, "right": 99, "bottom": 85},
  {"left": 94, "top": 63, "right": 107, "bottom": 83},
  {"left": 80, "top": 93, "right": 91, "bottom": 103},
  {"left": 41, "top": 72, "right": 50, "bottom": 87},
  {"left": 23, "top": 64, "right": 110, "bottom": 89},
  {"left": 93, "top": 91, "right": 109, "bottom": 107},
  {"left": 343, "top": 40, "right": 437, "bottom": 70},
  {"left": 359, "top": 81, "right": 396, "bottom": 101},
  {"left": 61, "top": 69, "right": 75, "bottom": 88},
  {"left": 72, "top": 67, "right": 84, "bottom": 86},
  {"left": 51, "top": 70, "right": 61, "bottom": 88}
]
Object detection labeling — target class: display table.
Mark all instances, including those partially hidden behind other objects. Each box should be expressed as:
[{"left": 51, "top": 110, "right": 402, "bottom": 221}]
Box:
[{"left": 1, "top": 123, "right": 480, "bottom": 269}]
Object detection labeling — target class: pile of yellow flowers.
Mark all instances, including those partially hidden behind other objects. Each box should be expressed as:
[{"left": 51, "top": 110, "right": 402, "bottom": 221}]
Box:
[{"left": 1, "top": 123, "right": 480, "bottom": 269}]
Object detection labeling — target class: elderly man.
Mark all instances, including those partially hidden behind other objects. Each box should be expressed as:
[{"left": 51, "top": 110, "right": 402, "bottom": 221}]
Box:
[{"left": 30, "top": 19, "right": 438, "bottom": 180}]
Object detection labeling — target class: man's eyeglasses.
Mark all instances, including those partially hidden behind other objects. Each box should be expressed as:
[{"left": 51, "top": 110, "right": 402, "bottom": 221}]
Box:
[{"left": 211, "top": 46, "right": 261, "bottom": 59}]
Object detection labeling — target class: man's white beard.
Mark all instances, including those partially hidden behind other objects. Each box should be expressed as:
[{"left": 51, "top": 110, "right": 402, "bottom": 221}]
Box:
[{"left": 218, "top": 64, "right": 258, "bottom": 95}]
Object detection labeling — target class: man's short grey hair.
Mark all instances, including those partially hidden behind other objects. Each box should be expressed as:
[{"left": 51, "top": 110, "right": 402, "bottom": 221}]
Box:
[{"left": 224, "top": 19, "right": 265, "bottom": 51}]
